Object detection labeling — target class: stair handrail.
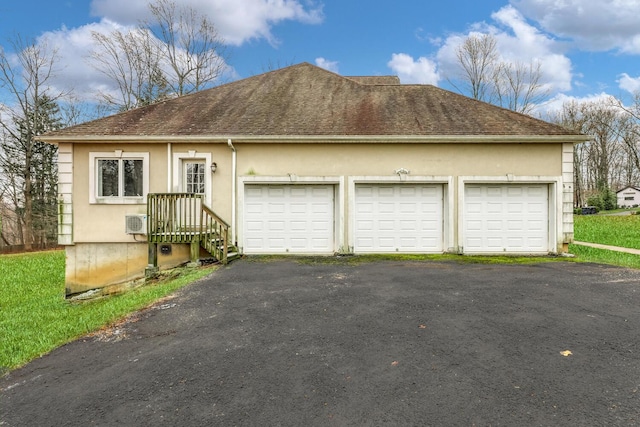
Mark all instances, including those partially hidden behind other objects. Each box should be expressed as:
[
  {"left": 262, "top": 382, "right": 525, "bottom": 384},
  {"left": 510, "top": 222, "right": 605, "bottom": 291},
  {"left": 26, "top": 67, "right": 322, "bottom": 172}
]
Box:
[{"left": 200, "top": 203, "right": 231, "bottom": 264}]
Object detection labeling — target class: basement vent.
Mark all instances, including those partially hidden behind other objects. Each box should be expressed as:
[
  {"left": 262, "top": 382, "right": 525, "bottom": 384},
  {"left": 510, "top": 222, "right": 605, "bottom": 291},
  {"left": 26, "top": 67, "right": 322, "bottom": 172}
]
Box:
[{"left": 125, "top": 214, "right": 147, "bottom": 234}]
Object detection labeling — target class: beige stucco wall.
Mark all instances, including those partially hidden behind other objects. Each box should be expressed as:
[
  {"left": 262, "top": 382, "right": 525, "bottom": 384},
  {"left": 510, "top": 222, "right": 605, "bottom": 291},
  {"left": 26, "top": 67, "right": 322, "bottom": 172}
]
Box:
[
  {"left": 234, "top": 143, "right": 561, "bottom": 177},
  {"left": 64, "top": 140, "right": 570, "bottom": 293}
]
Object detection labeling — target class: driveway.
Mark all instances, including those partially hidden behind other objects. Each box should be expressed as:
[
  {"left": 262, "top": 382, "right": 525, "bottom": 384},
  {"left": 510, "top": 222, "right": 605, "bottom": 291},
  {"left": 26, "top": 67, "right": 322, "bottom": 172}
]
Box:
[{"left": 2, "top": 259, "right": 640, "bottom": 426}]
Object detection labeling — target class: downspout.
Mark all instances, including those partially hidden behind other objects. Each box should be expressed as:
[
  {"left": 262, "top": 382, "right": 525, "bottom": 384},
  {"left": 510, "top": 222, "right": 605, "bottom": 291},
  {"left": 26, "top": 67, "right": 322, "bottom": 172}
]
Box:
[
  {"left": 167, "top": 142, "right": 172, "bottom": 192},
  {"left": 227, "top": 139, "right": 237, "bottom": 245}
]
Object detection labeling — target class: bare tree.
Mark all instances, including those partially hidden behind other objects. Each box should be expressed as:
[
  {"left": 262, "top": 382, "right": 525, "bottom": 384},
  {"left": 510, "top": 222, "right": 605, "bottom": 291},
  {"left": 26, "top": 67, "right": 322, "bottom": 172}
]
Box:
[
  {"left": 448, "top": 33, "right": 498, "bottom": 102},
  {"left": 0, "top": 36, "right": 64, "bottom": 249},
  {"left": 146, "top": 0, "right": 227, "bottom": 96},
  {"left": 610, "top": 94, "right": 640, "bottom": 155},
  {"left": 493, "top": 60, "right": 550, "bottom": 114},
  {"left": 552, "top": 97, "right": 637, "bottom": 209},
  {"left": 552, "top": 100, "right": 588, "bottom": 206},
  {"left": 91, "top": 28, "right": 169, "bottom": 111},
  {"left": 90, "top": 0, "right": 228, "bottom": 112},
  {"left": 449, "top": 33, "right": 550, "bottom": 114}
]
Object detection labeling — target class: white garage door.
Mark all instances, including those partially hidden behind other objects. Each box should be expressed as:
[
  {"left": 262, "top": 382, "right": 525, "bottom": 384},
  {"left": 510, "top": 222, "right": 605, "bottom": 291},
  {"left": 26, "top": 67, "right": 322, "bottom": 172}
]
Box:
[
  {"left": 243, "top": 185, "right": 334, "bottom": 253},
  {"left": 354, "top": 184, "right": 444, "bottom": 253},
  {"left": 464, "top": 184, "right": 549, "bottom": 253}
]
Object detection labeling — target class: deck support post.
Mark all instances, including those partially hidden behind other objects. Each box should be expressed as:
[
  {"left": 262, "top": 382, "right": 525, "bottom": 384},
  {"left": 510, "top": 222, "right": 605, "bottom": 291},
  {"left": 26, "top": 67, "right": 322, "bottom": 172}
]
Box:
[
  {"left": 188, "top": 237, "right": 201, "bottom": 267},
  {"left": 145, "top": 242, "right": 159, "bottom": 277}
]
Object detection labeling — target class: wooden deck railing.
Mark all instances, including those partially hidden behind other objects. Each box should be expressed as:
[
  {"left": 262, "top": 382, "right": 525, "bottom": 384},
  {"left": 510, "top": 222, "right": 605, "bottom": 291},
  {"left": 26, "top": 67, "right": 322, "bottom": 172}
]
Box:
[
  {"left": 200, "top": 204, "right": 231, "bottom": 262},
  {"left": 147, "top": 193, "right": 232, "bottom": 264}
]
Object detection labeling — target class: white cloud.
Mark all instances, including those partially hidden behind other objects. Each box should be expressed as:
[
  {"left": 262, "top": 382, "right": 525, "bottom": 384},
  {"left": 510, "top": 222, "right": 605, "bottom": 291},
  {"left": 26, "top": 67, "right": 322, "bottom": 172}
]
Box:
[
  {"left": 315, "top": 57, "right": 338, "bottom": 73},
  {"left": 618, "top": 73, "right": 640, "bottom": 94},
  {"left": 37, "top": 19, "right": 133, "bottom": 102},
  {"left": 387, "top": 53, "right": 439, "bottom": 85},
  {"left": 511, "top": 0, "right": 640, "bottom": 53},
  {"left": 492, "top": 6, "right": 572, "bottom": 92},
  {"left": 90, "top": 0, "right": 324, "bottom": 46},
  {"left": 435, "top": 5, "right": 572, "bottom": 94}
]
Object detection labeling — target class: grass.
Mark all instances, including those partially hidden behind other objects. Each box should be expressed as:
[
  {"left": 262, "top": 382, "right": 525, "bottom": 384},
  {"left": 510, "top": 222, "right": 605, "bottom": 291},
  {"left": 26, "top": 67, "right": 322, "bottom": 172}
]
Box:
[
  {"left": 569, "top": 244, "right": 640, "bottom": 269},
  {"left": 0, "top": 250, "right": 216, "bottom": 374},
  {"left": 574, "top": 214, "right": 640, "bottom": 249}
]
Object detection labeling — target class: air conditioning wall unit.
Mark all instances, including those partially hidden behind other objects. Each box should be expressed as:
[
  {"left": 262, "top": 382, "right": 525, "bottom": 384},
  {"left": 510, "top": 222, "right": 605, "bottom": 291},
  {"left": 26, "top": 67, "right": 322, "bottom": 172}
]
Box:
[{"left": 125, "top": 214, "right": 147, "bottom": 234}]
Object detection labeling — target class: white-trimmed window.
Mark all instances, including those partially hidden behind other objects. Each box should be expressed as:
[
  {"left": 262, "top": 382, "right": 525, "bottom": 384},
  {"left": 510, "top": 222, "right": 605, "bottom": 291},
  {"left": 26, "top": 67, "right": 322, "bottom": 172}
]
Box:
[
  {"left": 173, "top": 151, "right": 212, "bottom": 205},
  {"left": 90, "top": 151, "right": 149, "bottom": 204},
  {"left": 184, "top": 160, "right": 206, "bottom": 194}
]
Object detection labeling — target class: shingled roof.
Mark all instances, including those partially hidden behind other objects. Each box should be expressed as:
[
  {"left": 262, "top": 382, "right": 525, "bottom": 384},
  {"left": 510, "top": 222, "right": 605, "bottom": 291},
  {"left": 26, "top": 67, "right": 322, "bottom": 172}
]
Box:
[{"left": 41, "top": 62, "right": 585, "bottom": 142}]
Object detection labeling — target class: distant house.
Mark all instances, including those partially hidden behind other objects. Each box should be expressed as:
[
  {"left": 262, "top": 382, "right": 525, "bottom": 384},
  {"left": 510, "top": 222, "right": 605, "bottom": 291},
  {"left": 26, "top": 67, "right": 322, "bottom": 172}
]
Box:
[
  {"left": 616, "top": 186, "right": 640, "bottom": 207},
  {"left": 39, "top": 63, "right": 589, "bottom": 296}
]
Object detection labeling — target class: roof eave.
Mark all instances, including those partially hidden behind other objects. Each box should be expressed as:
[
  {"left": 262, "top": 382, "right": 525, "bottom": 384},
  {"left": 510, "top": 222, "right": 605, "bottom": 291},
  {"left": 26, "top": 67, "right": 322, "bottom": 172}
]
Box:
[{"left": 38, "top": 134, "right": 591, "bottom": 144}]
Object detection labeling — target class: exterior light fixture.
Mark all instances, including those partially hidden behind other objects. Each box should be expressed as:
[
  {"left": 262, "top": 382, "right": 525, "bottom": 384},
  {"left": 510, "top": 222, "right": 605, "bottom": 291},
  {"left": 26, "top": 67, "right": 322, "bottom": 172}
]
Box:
[{"left": 211, "top": 162, "right": 217, "bottom": 173}]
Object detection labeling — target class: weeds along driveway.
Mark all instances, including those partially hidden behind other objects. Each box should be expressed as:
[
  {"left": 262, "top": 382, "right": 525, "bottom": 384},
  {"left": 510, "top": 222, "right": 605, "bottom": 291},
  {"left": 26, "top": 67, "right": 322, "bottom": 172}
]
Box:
[{"left": 2, "top": 259, "right": 640, "bottom": 426}]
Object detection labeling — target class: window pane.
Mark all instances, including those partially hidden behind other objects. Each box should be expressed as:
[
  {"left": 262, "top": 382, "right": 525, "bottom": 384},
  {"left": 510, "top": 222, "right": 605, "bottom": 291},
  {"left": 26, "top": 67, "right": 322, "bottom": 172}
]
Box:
[
  {"left": 98, "top": 159, "right": 119, "bottom": 197},
  {"left": 185, "top": 161, "right": 205, "bottom": 194},
  {"left": 123, "top": 159, "right": 143, "bottom": 197}
]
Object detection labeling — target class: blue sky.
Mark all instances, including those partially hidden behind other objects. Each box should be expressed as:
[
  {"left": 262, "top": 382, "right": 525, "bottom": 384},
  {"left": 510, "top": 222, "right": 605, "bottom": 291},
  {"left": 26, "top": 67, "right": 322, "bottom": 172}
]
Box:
[{"left": 1, "top": 0, "right": 640, "bottom": 114}]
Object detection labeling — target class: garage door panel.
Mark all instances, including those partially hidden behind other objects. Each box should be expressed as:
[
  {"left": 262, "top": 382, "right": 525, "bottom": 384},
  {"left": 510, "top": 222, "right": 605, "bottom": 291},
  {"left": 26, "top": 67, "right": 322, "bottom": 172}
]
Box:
[
  {"left": 378, "top": 237, "right": 395, "bottom": 248},
  {"left": 527, "top": 186, "right": 545, "bottom": 197},
  {"left": 529, "top": 237, "right": 544, "bottom": 247},
  {"left": 268, "top": 221, "right": 285, "bottom": 231},
  {"left": 289, "top": 203, "right": 307, "bottom": 214},
  {"left": 488, "top": 202, "right": 502, "bottom": 213},
  {"left": 355, "top": 184, "right": 443, "bottom": 253},
  {"left": 246, "top": 203, "right": 263, "bottom": 214},
  {"left": 246, "top": 220, "right": 262, "bottom": 231},
  {"left": 243, "top": 185, "right": 334, "bottom": 253},
  {"left": 311, "top": 220, "right": 330, "bottom": 231},
  {"left": 400, "top": 202, "right": 419, "bottom": 214},
  {"left": 528, "top": 203, "right": 544, "bottom": 214},
  {"left": 467, "top": 220, "right": 482, "bottom": 231},
  {"left": 487, "top": 187, "right": 503, "bottom": 197},
  {"left": 268, "top": 187, "right": 284, "bottom": 197},
  {"left": 311, "top": 203, "right": 331, "bottom": 214},
  {"left": 356, "top": 220, "right": 373, "bottom": 231},
  {"left": 507, "top": 203, "right": 523, "bottom": 213},
  {"left": 422, "top": 201, "right": 440, "bottom": 211},
  {"left": 400, "top": 219, "right": 417, "bottom": 230},
  {"left": 507, "top": 237, "right": 524, "bottom": 247},
  {"left": 508, "top": 220, "right": 523, "bottom": 230},
  {"left": 290, "top": 221, "right": 307, "bottom": 231},
  {"left": 507, "top": 187, "right": 523, "bottom": 196},
  {"left": 467, "top": 202, "right": 482, "bottom": 214},
  {"left": 487, "top": 220, "right": 502, "bottom": 230},
  {"left": 399, "top": 237, "right": 418, "bottom": 247},
  {"left": 464, "top": 184, "right": 548, "bottom": 253},
  {"left": 378, "top": 220, "right": 394, "bottom": 231},
  {"left": 268, "top": 203, "right": 285, "bottom": 214},
  {"left": 290, "top": 187, "right": 307, "bottom": 197},
  {"left": 379, "top": 202, "right": 395, "bottom": 213}
]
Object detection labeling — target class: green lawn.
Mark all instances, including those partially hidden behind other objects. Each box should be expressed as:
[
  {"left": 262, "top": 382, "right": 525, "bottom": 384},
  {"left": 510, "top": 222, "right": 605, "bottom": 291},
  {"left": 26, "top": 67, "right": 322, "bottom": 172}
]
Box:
[
  {"left": 569, "top": 243, "right": 640, "bottom": 269},
  {"left": 573, "top": 214, "right": 640, "bottom": 249},
  {"left": 0, "top": 250, "right": 216, "bottom": 374}
]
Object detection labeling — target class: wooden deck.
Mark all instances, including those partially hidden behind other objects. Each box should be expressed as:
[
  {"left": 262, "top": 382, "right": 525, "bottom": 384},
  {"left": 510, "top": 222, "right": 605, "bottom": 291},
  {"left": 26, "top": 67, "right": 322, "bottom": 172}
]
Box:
[{"left": 146, "top": 193, "right": 237, "bottom": 269}]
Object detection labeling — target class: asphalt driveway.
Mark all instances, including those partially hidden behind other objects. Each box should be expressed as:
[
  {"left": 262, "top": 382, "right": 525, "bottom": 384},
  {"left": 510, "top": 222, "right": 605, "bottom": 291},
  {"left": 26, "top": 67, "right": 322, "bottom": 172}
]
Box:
[{"left": 2, "top": 258, "right": 640, "bottom": 426}]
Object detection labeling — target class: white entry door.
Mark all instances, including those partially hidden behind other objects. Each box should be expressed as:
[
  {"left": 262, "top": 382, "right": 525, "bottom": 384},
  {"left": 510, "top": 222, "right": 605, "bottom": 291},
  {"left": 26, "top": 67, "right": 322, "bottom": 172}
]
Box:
[
  {"left": 243, "top": 185, "right": 334, "bottom": 253},
  {"left": 354, "top": 184, "right": 444, "bottom": 253},
  {"left": 464, "top": 184, "right": 549, "bottom": 253}
]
